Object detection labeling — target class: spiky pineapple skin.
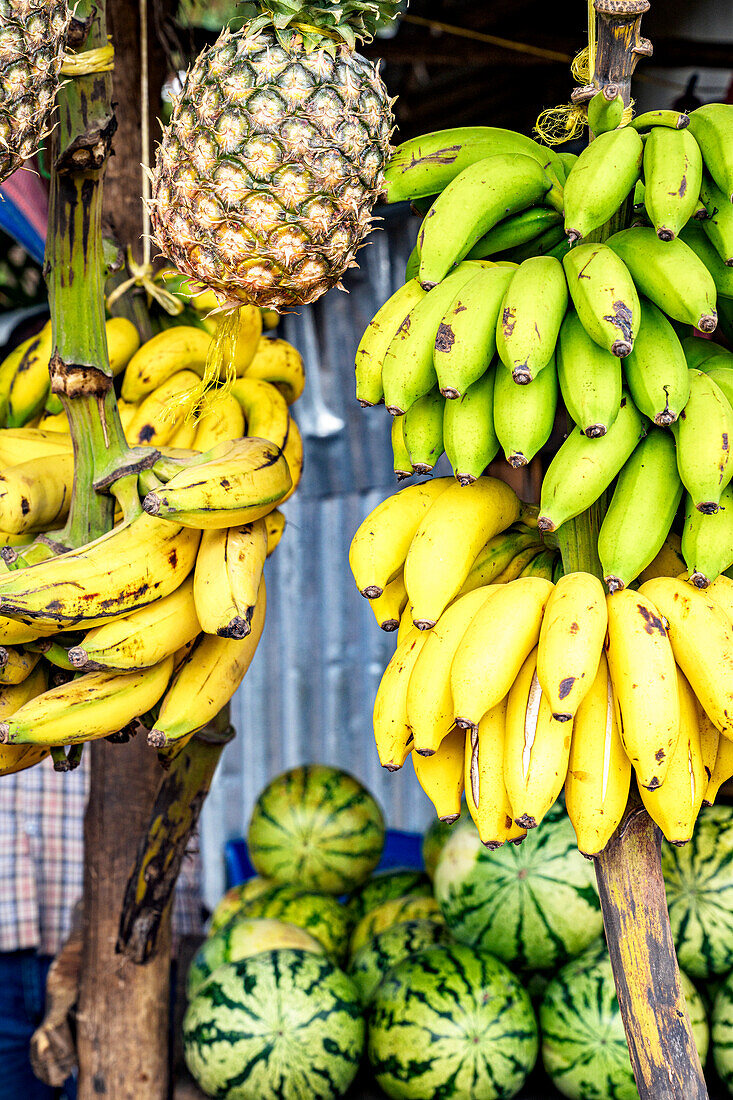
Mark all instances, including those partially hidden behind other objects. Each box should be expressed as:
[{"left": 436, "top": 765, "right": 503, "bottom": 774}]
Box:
[
  {"left": 0, "top": 0, "right": 69, "bottom": 183},
  {"left": 151, "top": 27, "right": 393, "bottom": 310}
]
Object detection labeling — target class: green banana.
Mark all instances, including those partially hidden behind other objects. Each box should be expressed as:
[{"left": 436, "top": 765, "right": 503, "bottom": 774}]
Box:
[
  {"left": 417, "top": 154, "right": 560, "bottom": 288},
  {"left": 495, "top": 256, "right": 568, "bottom": 384},
  {"left": 607, "top": 227, "right": 718, "bottom": 333},
  {"left": 355, "top": 278, "right": 426, "bottom": 407},
  {"left": 493, "top": 353, "right": 558, "bottom": 467},
  {"left": 433, "top": 265, "right": 514, "bottom": 398},
  {"left": 459, "top": 526, "right": 542, "bottom": 593},
  {"left": 563, "top": 242, "right": 640, "bottom": 357},
  {"left": 672, "top": 369, "right": 733, "bottom": 513},
  {"left": 443, "top": 367, "right": 499, "bottom": 485},
  {"left": 621, "top": 298, "right": 690, "bottom": 425},
  {"left": 680, "top": 222, "right": 733, "bottom": 298},
  {"left": 403, "top": 388, "right": 445, "bottom": 475},
  {"left": 391, "top": 415, "right": 413, "bottom": 481},
  {"left": 642, "top": 126, "right": 703, "bottom": 241},
  {"left": 405, "top": 245, "right": 420, "bottom": 282},
  {"left": 682, "top": 485, "right": 733, "bottom": 588},
  {"left": 687, "top": 104, "right": 733, "bottom": 203},
  {"left": 563, "top": 127, "right": 643, "bottom": 243},
  {"left": 557, "top": 309, "right": 622, "bottom": 437},
  {"left": 598, "top": 429, "right": 683, "bottom": 592},
  {"left": 705, "top": 367, "right": 733, "bottom": 408},
  {"left": 519, "top": 548, "right": 558, "bottom": 580},
  {"left": 631, "top": 110, "right": 690, "bottom": 132},
  {"left": 682, "top": 336, "right": 732, "bottom": 370},
  {"left": 587, "top": 88, "right": 625, "bottom": 136},
  {"left": 699, "top": 172, "right": 733, "bottom": 265},
  {"left": 552, "top": 556, "right": 565, "bottom": 583},
  {"left": 538, "top": 393, "right": 645, "bottom": 533},
  {"left": 558, "top": 152, "right": 578, "bottom": 178},
  {"left": 501, "top": 223, "right": 567, "bottom": 264},
  {"left": 466, "top": 208, "right": 561, "bottom": 259},
  {"left": 382, "top": 262, "right": 482, "bottom": 415}
]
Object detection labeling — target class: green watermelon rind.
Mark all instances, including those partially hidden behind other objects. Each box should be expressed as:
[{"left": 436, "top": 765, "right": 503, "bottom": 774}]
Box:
[
  {"left": 349, "top": 894, "right": 444, "bottom": 958},
  {"left": 345, "top": 869, "right": 432, "bottom": 925},
  {"left": 225, "top": 883, "right": 352, "bottom": 963},
  {"left": 712, "top": 968, "right": 733, "bottom": 1088},
  {"left": 208, "top": 877, "right": 277, "bottom": 935},
  {"left": 348, "top": 918, "right": 452, "bottom": 1004}
]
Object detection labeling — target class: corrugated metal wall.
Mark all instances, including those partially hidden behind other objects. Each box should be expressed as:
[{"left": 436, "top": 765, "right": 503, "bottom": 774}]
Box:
[{"left": 200, "top": 209, "right": 439, "bottom": 907}]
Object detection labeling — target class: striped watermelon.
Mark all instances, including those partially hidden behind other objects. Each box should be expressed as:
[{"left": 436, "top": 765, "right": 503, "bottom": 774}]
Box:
[
  {"left": 434, "top": 806, "right": 602, "bottom": 971},
  {"left": 209, "top": 877, "right": 276, "bottom": 934},
  {"left": 541, "top": 940, "right": 708, "bottom": 1100},
  {"left": 184, "top": 949, "right": 364, "bottom": 1100},
  {"left": 236, "top": 884, "right": 351, "bottom": 963},
  {"left": 663, "top": 804, "right": 733, "bottom": 978},
  {"left": 422, "top": 809, "right": 468, "bottom": 880},
  {"left": 712, "top": 969, "right": 733, "bottom": 1090},
  {"left": 187, "top": 917, "right": 325, "bottom": 999},
  {"left": 345, "top": 869, "right": 431, "bottom": 925},
  {"left": 247, "top": 765, "right": 385, "bottom": 895},
  {"left": 368, "top": 944, "right": 538, "bottom": 1100},
  {"left": 350, "top": 894, "right": 444, "bottom": 957},
  {"left": 349, "top": 918, "right": 452, "bottom": 1003}
]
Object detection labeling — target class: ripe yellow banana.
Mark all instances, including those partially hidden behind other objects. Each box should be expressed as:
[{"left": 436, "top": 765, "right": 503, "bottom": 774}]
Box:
[
  {"left": 564, "top": 653, "right": 630, "bottom": 857},
  {"left": 638, "top": 533, "right": 686, "bottom": 584},
  {"left": 167, "top": 415, "right": 199, "bottom": 450},
  {"left": 605, "top": 588, "right": 680, "bottom": 790},
  {"left": 0, "top": 453, "right": 74, "bottom": 535},
  {"left": 106, "top": 317, "right": 141, "bottom": 376},
  {"left": 0, "top": 427, "right": 72, "bottom": 465},
  {"left": 464, "top": 702, "right": 527, "bottom": 847},
  {"left": 699, "top": 704, "right": 720, "bottom": 793},
  {"left": 0, "top": 334, "right": 37, "bottom": 425},
  {"left": 491, "top": 544, "right": 543, "bottom": 584},
  {"left": 6, "top": 322, "right": 53, "bottom": 428},
  {"left": 412, "top": 724, "right": 465, "bottom": 823},
  {"left": 537, "top": 572, "right": 607, "bottom": 721},
  {"left": 704, "top": 732, "right": 733, "bottom": 805},
  {"left": 243, "top": 337, "right": 305, "bottom": 406},
  {"left": 121, "top": 326, "right": 211, "bottom": 402},
  {"left": 265, "top": 510, "right": 285, "bottom": 556},
  {"left": 194, "top": 521, "right": 267, "bottom": 638},
  {"left": 451, "top": 577, "right": 554, "bottom": 731},
  {"left": 231, "top": 376, "right": 290, "bottom": 452},
  {"left": 192, "top": 389, "right": 245, "bottom": 452},
  {"left": 148, "top": 578, "right": 266, "bottom": 747},
  {"left": 706, "top": 575, "right": 733, "bottom": 622},
  {"left": 0, "top": 663, "right": 49, "bottom": 775},
  {"left": 367, "top": 571, "right": 408, "bottom": 632},
  {"left": 397, "top": 604, "right": 415, "bottom": 646},
  {"left": 126, "top": 370, "right": 201, "bottom": 447},
  {"left": 279, "top": 418, "right": 303, "bottom": 504},
  {"left": 0, "top": 647, "right": 41, "bottom": 686},
  {"left": 373, "top": 627, "right": 430, "bottom": 771},
  {"left": 458, "top": 528, "right": 542, "bottom": 595}
]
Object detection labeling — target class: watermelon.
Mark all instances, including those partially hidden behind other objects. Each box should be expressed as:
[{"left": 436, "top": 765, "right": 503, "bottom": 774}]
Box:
[
  {"left": 663, "top": 804, "right": 733, "bottom": 978},
  {"left": 434, "top": 804, "right": 602, "bottom": 971},
  {"left": 184, "top": 949, "right": 364, "bottom": 1100},
  {"left": 247, "top": 765, "right": 385, "bottom": 894},
  {"left": 348, "top": 918, "right": 452, "bottom": 1003},
  {"left": 209, "top": 877, "right": 277, "bottom": 935},
  {"left": 345, "top": 869, "right": 431, "bottom": 925},
  {"left": 187, "top": 917, "right": 325, "bottom": 999},
  {"left": 422, "top": 809, "right": 468, "bottom": 880},
  {"left": 368, "top": 944, "right": 538, "bottom": 1100},
  {"left": 712, "top": 969, "right": 733, "bottom": 1090},
  {"left": 350, "top": 894, "right": 444, "bottom": 957},
  {"left": 541, "top": 940, "right": 708, "bottom": 1100},
  {"left": 236, "top": 884, "right": 352, "bottom": 963}
]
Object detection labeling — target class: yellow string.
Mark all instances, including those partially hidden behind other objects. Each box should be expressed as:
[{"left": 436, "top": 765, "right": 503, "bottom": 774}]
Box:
[
  {"left": 163, "top": 308, "right": 243, "bottom": 423},
  {"left": 60, "top": 41, "right": 115, "bottom": 76}
]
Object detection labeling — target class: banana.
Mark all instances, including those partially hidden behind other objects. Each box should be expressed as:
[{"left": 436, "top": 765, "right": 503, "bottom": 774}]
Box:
[
  {"left": 680, "top": 221, "right": 733, "bottom": 298},
  {"left": 382, "top": 263, "right": 484, "bottom": 414},
  {"left": 682, "top": 485, "right": 733, "bottom": 587},
  {"left": 0, "top": 452, "right": 75, "bottom": 534},
  {"left": 6, "top": 323, "right": 53, "bottom": 428},
  {"left": 126, "top": 370, "right": 201, "bottom": 446},
  {"left": 406, "top": 585, "right": 498, "bottom": 755},
  {"left": 563, "top": 127, "right": 643, "bottom": 242},
  {"left": 605, "top": 587, "right": 680, "bottom": 790},
  {"left": 243, "top": 338, "right": 305, "bottom": 406},
  {"left": 493, "top": 354, "right": 557, "bottom": 467},
  {"left": 349, "top": 478, "right": 452, "bottom": 597},
  {"left": 167, "top": 416, "right": 201, "bottom": 451},
  {"left": 704, "top": 731, "right": 733, "bottom": 805},
  {"left": 403, "top": 388, "right": 444, "bottom": 474},
  {"left": 355, "top": 278, "right": 426, "bottom": 407},
  {"left": 192, "top": 390, "right": 245, "bottom": 452},
  {"left": 142, "top": 438, "right": 291, "bottom": 529},
  {"left": 265, "top": 510, "right": 285, "bottom": 556},
  {"left": 558, "top": 152, "right": 578, "bottom": 178},
  {"left": 391, "top": 415, "right": 413, "bottom": 481},
  {"left": 631, "top": 110, "right": 690, "bottom": 132},
  {"left": 106, "top": 317, "right": 141, "bottom": 376},
  {"left": 412, "top": 724, "right": 465, "bottom": 823},
  {"left": 537, "top": 572, "right": 607, "bottom": 721},
  {"left": 706, "top": 574, "right": 733, "bottom": 621},
  {"left": 367, "top": 571, "right": 408, "bottom": 632},
  {"left": 193, "top": 520, "right": 267, "bottom": 638},
  {"left": 519, "top": 549, "right": 557, "bottom": 580},
  {"left": 465, "top": 702, "right": 527, "bottom": 848},
  {"left": 405, "top": 245, "right": 420, "bottom": 281},
  {"left": 279, "top": 418, "right": 302, "bottom": 504},
  {"left": 538, "top": 394, "right": 645, "bottom": 534},
  {"left": 705, "top": 367, "right": 733, "bottom": 411},
  {"left": 0, "top": 428, "right": 70, "bottom": 466},
  {"left": 451, "top": 577, "right": 554, "bottom": 731},
  {"left": 466, "top": 208, "right": 562, "bottom": 259},
  {"left": 622, "top": 299, "right": 690, "bottom": 425},
  {"left": 643, "top": 127, "right": 703, "bottom": 240},
  {"left": 0, "top": 647, "right": 41, "bottom": 685},
  {"left": 565, "top": 653, "right": 630, "bottom": 857},
  {"left": 587, "top": 88, "right": 624, "bottom": 136},
  {"left": 418, "top": 154, "right": 560, "bottom": 288},
  {"left": 0, "top": 334, "right": 37, "bottom": 425},
  {"left": 458, "top": 527, "right": 542, "bottom": 595},
  {"left": 397, "top": 604, "right": 414, "bottom": 646},
  {"left": 373, "top": 627, "right": 429, "bottom": 770},
  {"left": 503, "top": 648, "right": 572, "bottom": 830},
  {"left": 639, "top": 668, "right": 706, "bottom": 844},
  {"left": 700, "top": 703, "right": 721, "bottom": 791},
  {"left": 0, "top": 664, "right": 50, "bottom": 775},
  {"left": 231, "top": 376, "right": 290, "bottom": 452},
  {"left": 0, "top": 514, "right": 200, "bottom": 630},
  {"left": 68, "top": 576, "right": 200, "bottom": 670},
  {"left": 557, "top": 309, "right": 622, "bottom": 437},
  {"left": 607, "top": 228, "right": 718, "bottom": 333},
  {"left": 682, "top": 336, "right": 732, "bottom": 371},
  {"left": 443, "top": 368, "right": 499, "bottom": 484},
  {"left": 494, "top": 256, "right": 568, "bottom": 384},
  {"left": 121, "top": 326, "right": 211, "bottom": 402},
  {"left": 672, "top": 369, "right": 733, "bottom": 513},
  {"left": 699, "top": 172, "right": 733, "bottom": 265},
  {"left": 148, "top": 577, "right": 266, "bottom": 748},
  {"left": 404, "top": 477, "right": 521, "bottom": 629},
  {"left": 504, "top": 223, "right": 567, "bottom": 264},
  {"left": 434, "top": 265, "right": 514, "bottom": 397},
  {"left": 598, "top": 429, "right": 684, "bottom": 592},
  {"left": 563, "top": 243, "right": 640, "bottom": 357},
  {"left": 687, "top": 103, "right": 733, "bottom": 203},
  {"left": 492, "top": 545, "right": 544, "bottom": 584}
]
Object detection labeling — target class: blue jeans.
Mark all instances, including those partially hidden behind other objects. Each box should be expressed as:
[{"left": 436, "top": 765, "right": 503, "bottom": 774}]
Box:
[{"left": 0, "top": 950, "right": 76, "bottom": 1099}]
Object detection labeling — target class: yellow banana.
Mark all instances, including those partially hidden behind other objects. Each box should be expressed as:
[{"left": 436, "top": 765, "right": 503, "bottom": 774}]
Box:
[
  {"left": 243, "top": 337, "right": 305, "bottom": 405},
  {"left": 0, "top": 663, "right": 50, "bottom": 775},
  {"left": 412, "top": 724, "right": 465, "bottom": 823},
  {"left": 231, "top": 376, "right": 291, "bottom": 452},
  {"left": 396, "top": 604, "right": 415, "bottom": 646},
  {"left": 193, "top": 521, "right": 267, "bottom": 638},
  {"left": 0, "top": 614, "right": 54, "bottom": 645},
  {"left": 121, "top": 326, "right": 212, "bottom": 402},
  {"left": 265, "top": 510, "right": 286, "bottom": 556},
  {"left": 0, "top": 334, "right": 37, "bottom": 425},
  {"left": 704, "top": 733, "right": 733, "bottom": 805},
  {"left": 0, "top": 427, "right": 72, "bottom": 465},
  {"left": 706, "top": 575, "right": 733, "bottom": 622},
  {"left": 232, "top": 306, "right": 264, "bottom": 373},
  {"left": 700, "top": 704, "right": 720, "bottom": 792},
  {"left": 367, "top": 571, "right": 408, "bottom": 632},
  {"left": 605, "top": 588, "right": 680, "bottom": 790},
  {"left": 491, "top": 544, "right": 543, "bottom": 584},
  {"left": 451, "top": 578, "right": 554, "bottom": 731},
  {"left": 6, "top": 322, "right": 53, "bottom": 428},
  {"left": 457, "top": 528, "right": 542, "bottom": 595},
  {"left": 638, "top": 533, "right": 686, "bottom": 583},
  {"left": 148, "top": 578, "right": 266, "bottom": 747},
  {"left": 373, "top": 627, "right": 430, "bottom": 771},
  {"left": 537, "top": 572, "right": 607, "bottom": 721},
  {"left": 0, "top": 452, "right": 74, "bottom": 534},
  {"left": 279, "top": 417, "right": 302, "bottom": 504},
  {"left": 106, "top": 317, "right": 141, "bottom": 376},
  {"left": 0, "top": 647, "right": 41, "bottom": 685},
  {"left": 192, "top": 389, "right": 245, "bottom": 452},
  {"left": 564, "top": 653, "right": 630, "bottom": 856},
  {"left": 465, "top": 702, "right": 527, "bottom": 848},
  {"left": 126, "top": 370, "right": 201, "bottom": 447},
  {"left": 167, "top": 415, "right": 199, "bottom": 450}
]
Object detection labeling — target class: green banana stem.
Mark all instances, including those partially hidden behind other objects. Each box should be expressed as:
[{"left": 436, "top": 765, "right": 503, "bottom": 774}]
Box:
[{"left": 111, "top": 474, "right": 143, "bottom": 524}]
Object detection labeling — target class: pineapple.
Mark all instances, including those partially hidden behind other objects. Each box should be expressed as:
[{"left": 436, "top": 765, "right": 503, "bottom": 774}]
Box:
[
  {"left": 150, "top": 1, "right": 401, "bottom": 311},
  {"left": 0, "top": 0, "right": 70, "bottom": 183}
]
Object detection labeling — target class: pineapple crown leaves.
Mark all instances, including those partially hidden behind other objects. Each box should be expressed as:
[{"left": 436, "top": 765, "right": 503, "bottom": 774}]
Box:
[{"left": 238, "top": 0, "right": 404, "bottom": 51}]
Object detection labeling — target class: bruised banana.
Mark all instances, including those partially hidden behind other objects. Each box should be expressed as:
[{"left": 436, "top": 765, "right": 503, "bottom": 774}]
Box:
[
  {"left": 563, "top": 243, "right": 640, "bottom": 357},
  {"left": 355, "top": 278, "right": 426, "bottom": 407},
  {"left": 0, "top": 451, "right": 74, "bottom": 534},
  {"left": 537, "top": 572, "right": 607, "bottom": 722},
  {"left": 126, "top": 370, "right": 201, "bottom": 447},
  {"left": 194, "top": 520, "right": 267, "bottom": 638},
  {"left": 495, "top": 256, "right": 568, "bottom": 384},
  {"left": 683, "top": 484, "right": 733, "bottom": 588},
  {"left": 0, "top": 647, "right": 40, "bottom": 686},
  {"left": 0, "top": 664, "right": 50, "bottom": 775},
  {"left": 433, "top": 265, "right": 513, "bottom": 398},
  {"left": 6, "top": 322, "right": 53, "bottom": 428},
  {"left": 643, "top": 126, "right": 703, "bottom": 241},
  {"left": 465, "top": 701, "right": 526, "bottom": 848}
]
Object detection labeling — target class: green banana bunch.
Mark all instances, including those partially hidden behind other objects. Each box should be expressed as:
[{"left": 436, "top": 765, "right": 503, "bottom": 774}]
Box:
[
  {"left": 466, "top": 208, "right": 561, "bottom": 259},
  {"left": 680, "top": 222, "right": 733, "bottom": 299},
  {"left": 642, "top": 127, "right": 703, "bottom": 240},
  {"left": 557, "top": 309, "right": 622, "bottom": 437},
  {"left": 699, "top": 173, "right": 733, "bottom": 265},
  {"left": 682, "top": 336, "right": 732, "bottom": 370},
  {"left": 495, "top": 257, "right": 568, "bottom": 384},
  {"left": 458, "top": 526, "right": 543, "bottom": 593},
  {"left": 630, "top": 110, "right": 690, "bottom": 132},
  {"left": 705, "top": 366, "right": 733, "bottom": 408},
  {"left": 558, "top": 152, "right": 577, "bottom": 179},
  {"left": 621, "top": 298, "right": 690, "bottom": 425},
  {"left": 687, "top": 104, "right": 733, "bottom": 203},
  {"left": 538, "top": 394, "right": 645, "bottom": 533},
  {"left": 598, "top": 429, "right": 683, "bottom": 592},
  {"left": 493, "top": 354, "right": 557, "bottom": 467},
  {"left": 404, "top": 245, "right": 420, "bottom": 281},
  {"left": 443, "top": 368, "right": 499, "bottom": 485},
  {"left": 403, "top": 388, "right": 445, "bottom": 475},
  {"left": 519, "top": 548, "right": 558, "bottom": 580},
  {"left": 682, "top": 485, "right": 733, "bottom": 588},
  {"left": 501, "top": 224, "right": 567, "bottom": 264},
  {"left": 672, "top": 369, "right": 733, "bottom": 514},
  {"left": 355, "top": 278, "right": 426, "bottom": 407},
  {"left": 433, "top": 265, "right": 514, "bottom": 398},
  {"left": 391, "top": 415, "right": 413, "bottom": 481},
  {"left": 607, "top": 227, "right": 718, "bottom": 332},
  {"left": 563, "top": 243, "right": 640, "bottom": 357},
  {"left": 563, "top": 127, "right": 643, "bottom": 243},
  {"left": 587, "top": 88, "right": 625, "bottom": 136}
]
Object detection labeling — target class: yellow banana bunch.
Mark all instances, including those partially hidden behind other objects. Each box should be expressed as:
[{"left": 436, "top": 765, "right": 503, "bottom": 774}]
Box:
[
  {"left": 373, "top": 627, "right": 430, "bottom": 771},
  {"left": 0, "top": 647, "right": 41, "bottom": 686},
  {"left": 0, "top": 664, "right": 50, "bottom": 776},
  {"left": 231, "top": 377, "right": 290, "bottom": 452},
  {"left": 243, "top": 337, "right": 305, "bottom": 405},
  {"left": 464, "top": 701, "right": 527, "bottom": 848},
  {"left": 194, "top": 521, "right": 268, "bottom": 638}
]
